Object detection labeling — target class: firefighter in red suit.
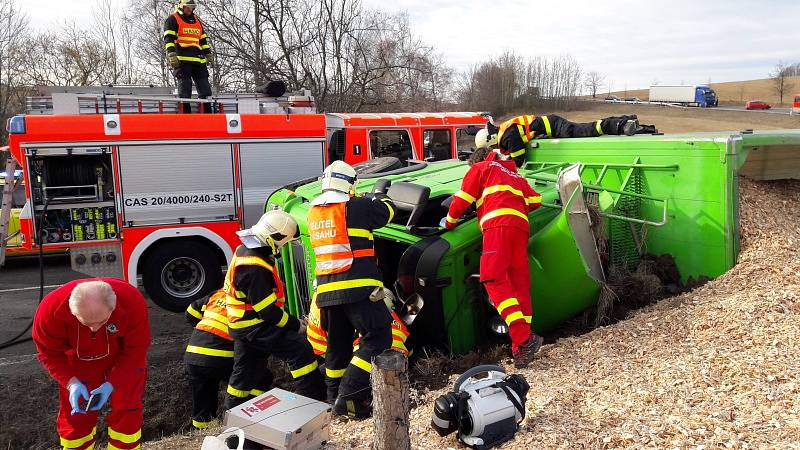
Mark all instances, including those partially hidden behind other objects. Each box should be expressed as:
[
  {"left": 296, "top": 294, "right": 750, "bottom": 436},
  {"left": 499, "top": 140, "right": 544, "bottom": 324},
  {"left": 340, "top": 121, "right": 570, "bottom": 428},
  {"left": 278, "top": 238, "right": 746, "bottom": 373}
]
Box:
[
  {"left": 443, "top": 142, "right": 544, "bottom": 368},
  {"left": 32, "top": 278, "right": 150, "bottom": 450}
]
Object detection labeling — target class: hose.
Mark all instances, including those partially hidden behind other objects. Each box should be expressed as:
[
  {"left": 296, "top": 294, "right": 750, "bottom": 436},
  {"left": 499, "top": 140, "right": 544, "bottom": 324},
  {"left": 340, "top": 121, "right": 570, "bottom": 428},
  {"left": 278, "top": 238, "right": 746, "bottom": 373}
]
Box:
[{"left": 0, "top": 198, "right": 49, "bottom": 350}]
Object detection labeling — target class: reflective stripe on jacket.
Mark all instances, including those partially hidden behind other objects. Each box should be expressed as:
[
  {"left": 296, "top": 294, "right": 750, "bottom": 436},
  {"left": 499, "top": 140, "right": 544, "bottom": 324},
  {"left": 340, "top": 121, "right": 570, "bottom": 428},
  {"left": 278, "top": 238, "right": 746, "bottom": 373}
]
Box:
[
  {"left": 223, "top": 249, "right": 287, "bottom": 332},
  {"left": 497, "top": 115, "right": 537, "bottom": 158},
  {"left": 309, "top": 195, "right": 393, "bottom": 307},
  {"left": 306, "top": 295, "right": 410, "bottom": 357},
  {"left": 446, "top": 156, "right": 542, "bottom": 232}
]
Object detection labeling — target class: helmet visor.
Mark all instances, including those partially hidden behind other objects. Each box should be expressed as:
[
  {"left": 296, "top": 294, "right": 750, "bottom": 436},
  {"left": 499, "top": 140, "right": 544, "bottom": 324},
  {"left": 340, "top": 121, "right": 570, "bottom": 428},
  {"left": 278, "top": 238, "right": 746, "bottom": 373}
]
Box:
[{"left": 236, "top": 228, "right": 264, "bottom": 249}]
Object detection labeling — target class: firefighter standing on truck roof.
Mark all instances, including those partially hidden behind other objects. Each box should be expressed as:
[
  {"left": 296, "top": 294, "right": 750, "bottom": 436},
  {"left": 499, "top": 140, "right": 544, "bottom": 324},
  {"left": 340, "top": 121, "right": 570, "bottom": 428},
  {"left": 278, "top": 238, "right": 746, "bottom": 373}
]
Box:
[
  {"left": 164, "top": 0, "right": 214, "bottom": 113},
  {"left": 223, "top": 210, "right": 325, "bottom": 408},
  {"left": 487, "top": 113, "right": 656, "bottom": 167},
  {"left": 306, "top": 289, "right": 411, "bottom": 359},
  {"left": 443, "top": 133, "right": 545, "bottom": 369},
  {"left": 308, "top": 161, "right": 396, "bottom": 419},
  {"left": 32, "top": 279, "right": 150, "bottom": 450},
  {"left": 184, "top": 290, "right": 274, "bottom": 430}
]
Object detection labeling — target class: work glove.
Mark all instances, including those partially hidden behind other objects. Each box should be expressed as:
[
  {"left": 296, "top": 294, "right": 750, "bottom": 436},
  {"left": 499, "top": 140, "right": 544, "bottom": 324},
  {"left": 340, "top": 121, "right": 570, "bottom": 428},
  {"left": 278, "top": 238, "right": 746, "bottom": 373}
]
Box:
[
  {"left": 67, "top": 378, "right": 89, "bottom": 415},
  {"left": 168, "top": 53, "right": 180, "bottom": 69},
  {"left": 88, "top": 382, "right": 114, "bottom": 411},
  {"left": 439, "top": 217, "right": 456, "bottom": 229},
  {"left": 205, "top": 52, "right": 215, "bottom": 66}
]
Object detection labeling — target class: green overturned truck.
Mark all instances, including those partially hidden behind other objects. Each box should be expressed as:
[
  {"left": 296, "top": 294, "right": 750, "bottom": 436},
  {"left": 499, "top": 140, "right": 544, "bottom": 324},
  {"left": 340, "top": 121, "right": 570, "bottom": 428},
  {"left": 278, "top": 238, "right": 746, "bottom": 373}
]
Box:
[{"left": 268, "top": 130, "right": 800, "bottom": 354}]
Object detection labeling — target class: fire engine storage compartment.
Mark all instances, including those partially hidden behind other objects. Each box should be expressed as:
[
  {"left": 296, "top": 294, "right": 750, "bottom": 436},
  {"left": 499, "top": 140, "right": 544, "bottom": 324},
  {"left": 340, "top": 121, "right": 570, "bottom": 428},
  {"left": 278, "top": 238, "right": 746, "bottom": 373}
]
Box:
[
  {"left": 24, "top": 146, "right": 123, "bottom": 278},
  {"left": 116, "top": 139, "right": 324, "bottom": 311}
]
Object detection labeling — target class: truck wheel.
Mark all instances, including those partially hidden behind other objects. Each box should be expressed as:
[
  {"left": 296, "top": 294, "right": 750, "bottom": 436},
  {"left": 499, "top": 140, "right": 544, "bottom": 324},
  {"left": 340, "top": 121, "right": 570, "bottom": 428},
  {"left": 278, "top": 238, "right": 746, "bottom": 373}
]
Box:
[
  {"left": 142, "top": 240, "right": 223, "bottom": 312},
  {"left": 353, "top": 157, "right": 403, "bottom": 175}
]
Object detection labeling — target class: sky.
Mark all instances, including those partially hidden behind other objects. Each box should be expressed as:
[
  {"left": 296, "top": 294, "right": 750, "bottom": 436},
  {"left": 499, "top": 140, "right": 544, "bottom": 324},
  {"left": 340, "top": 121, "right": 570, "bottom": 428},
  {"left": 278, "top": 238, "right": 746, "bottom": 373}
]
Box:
[{"left": 24, "top": 0, "right": 800, "bottom": 91}]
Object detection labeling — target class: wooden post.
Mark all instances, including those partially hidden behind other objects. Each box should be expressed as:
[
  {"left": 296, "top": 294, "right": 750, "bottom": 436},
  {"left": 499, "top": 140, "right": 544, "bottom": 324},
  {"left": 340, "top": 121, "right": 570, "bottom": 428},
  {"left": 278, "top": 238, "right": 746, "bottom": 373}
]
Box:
[{"left": 371, "top": 350, "right": 410, "bottom": 450}]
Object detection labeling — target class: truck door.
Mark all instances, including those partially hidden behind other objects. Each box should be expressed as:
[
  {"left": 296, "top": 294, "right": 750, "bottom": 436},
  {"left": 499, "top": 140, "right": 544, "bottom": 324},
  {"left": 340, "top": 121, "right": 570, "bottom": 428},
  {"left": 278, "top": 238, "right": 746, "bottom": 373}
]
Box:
[{"left": 327, "top": 128, "right": 345, "bottom": 164}]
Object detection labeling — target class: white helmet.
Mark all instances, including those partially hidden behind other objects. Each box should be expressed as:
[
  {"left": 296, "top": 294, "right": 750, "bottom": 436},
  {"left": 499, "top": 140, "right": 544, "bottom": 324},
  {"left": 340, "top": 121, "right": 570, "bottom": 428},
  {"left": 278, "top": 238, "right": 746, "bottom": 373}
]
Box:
[
  {"left": 236, "top": 210, "right": 299, "bottom": 250},
  {"left": 321, "top": 160, "right": 357, "bottom": 194},
  {"left": 475, "top": 127, "right": 498, "bottom": 149}
]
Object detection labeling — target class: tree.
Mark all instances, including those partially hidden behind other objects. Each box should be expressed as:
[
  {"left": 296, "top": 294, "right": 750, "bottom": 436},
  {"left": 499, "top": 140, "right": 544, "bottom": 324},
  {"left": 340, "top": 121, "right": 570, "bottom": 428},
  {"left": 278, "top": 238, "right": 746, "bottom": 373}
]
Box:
[
  {"left": 771, "top": 61, "right": 795, "bottom": 105},
  {"left": 584, "top": 71, "right": 605, "bottom": 99},
  {"left": 0, "top": 0, "right": 29, "bottom": 143}
]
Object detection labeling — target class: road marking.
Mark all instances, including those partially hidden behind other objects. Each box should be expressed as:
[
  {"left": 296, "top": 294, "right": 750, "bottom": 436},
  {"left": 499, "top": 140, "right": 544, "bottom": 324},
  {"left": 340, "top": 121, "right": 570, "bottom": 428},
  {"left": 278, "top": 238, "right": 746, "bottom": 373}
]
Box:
[{"left": 0, "top": 284, "right": 62, "bottom": 293}]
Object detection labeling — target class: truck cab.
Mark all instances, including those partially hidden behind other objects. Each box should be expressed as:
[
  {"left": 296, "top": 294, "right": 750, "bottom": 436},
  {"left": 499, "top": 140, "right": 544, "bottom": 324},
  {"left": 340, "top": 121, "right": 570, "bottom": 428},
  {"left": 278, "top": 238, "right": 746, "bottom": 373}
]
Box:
[
  {"left": 695, "top": 86, "right": 718, "bottom": 107},
  {"left": 325, "top": 113, "right": 487, "bottom": 167}
]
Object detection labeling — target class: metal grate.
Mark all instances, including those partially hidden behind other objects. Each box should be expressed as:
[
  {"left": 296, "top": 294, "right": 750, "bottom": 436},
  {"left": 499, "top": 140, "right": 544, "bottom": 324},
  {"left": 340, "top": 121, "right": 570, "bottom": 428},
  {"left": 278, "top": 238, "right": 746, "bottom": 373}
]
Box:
[
  {"left": 609, "top": 170, "right": 644, "bottom": 270},
  {"left": 289, "top": 240, "right": 312, "bottom": 316}
]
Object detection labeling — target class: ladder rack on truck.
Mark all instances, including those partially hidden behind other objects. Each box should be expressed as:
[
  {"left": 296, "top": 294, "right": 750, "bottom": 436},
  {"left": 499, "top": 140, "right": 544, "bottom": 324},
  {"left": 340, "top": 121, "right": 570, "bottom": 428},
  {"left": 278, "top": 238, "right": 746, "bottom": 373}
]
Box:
[{"left": 26, "top": 85, "right": 316, "bottom": 115}]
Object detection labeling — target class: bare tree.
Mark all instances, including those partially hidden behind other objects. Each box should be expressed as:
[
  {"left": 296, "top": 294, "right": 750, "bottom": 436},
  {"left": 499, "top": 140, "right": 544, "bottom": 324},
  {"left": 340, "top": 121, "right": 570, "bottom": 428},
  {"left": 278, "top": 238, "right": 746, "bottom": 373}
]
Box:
[
  {"left": 771, "top": 61, "right": 794, "bottom": 105},
  {"left": 0, "top": 0, "right": 29, "bottom": 142},
  {"left": 584, "top": 71, "right": 605, "bottom": 99}
]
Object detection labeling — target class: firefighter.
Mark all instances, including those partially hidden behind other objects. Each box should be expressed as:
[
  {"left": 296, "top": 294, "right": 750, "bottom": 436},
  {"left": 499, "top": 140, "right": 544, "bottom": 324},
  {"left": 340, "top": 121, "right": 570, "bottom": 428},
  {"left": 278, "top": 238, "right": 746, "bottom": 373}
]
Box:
[
  {"left": 184, "top": 290, "right": 274, "bottom": 429},
  {"left": 443, "top": 136, "right": 544, "bottom": 369},
  {"left": 32, "top": 279, "right": 150, "bottom": 450},
  {"left": 308, "top": 160, "right": 396, "bottom": 419},
  {"left": 306, "top": 289, "right": 411, "bottom": 359},
  {"left": 482, "top": 113, "right": 656, "bottom": 167},
  {"left": 164, "top": 0, "right": 214, "bottom": 113},
  {"left": 223, "top": 210, "right": 325, "bottom": 408}
]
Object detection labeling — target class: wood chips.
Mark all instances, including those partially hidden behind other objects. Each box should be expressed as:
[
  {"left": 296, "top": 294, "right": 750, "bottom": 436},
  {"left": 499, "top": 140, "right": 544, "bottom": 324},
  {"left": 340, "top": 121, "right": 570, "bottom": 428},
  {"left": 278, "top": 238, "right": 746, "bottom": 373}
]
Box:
[
  {"left": 145, "top": 177, "right": 800, "bottom": 450},
  {"left": 324, "top": 177, "right": 800, "bottom": 450}
]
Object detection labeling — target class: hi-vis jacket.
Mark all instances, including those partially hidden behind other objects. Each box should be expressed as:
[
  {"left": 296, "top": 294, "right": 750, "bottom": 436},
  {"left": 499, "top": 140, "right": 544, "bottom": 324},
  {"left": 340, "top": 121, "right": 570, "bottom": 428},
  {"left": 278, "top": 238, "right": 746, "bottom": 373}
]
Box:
[
  {"left": 306, "top": 294, "right": 410, "bottom": 357},
  {"left": 184, "top": 290, "right": 233, "bottom": 367},
  {"left": 308, "top": 192, "right": 395, "bottom": 307},
  {"left": 223, "top": 246, "right": 299, "bottom": 337},
  {"left": 164, "top": 10, "right": 210, "bottom": 64},
  {"left": 446, "top": 154, "right": 542, "bottom": 232}
]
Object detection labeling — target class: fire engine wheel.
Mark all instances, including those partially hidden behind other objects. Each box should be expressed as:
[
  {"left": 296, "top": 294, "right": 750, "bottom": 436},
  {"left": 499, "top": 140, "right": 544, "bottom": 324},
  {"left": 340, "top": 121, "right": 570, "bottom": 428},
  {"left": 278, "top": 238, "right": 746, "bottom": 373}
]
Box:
[
  {"left": 142, "top": 241, "right": 223, "bottom": 313},
  {"left": 353, "top": 157, "right": 403, "bottom": 175}
]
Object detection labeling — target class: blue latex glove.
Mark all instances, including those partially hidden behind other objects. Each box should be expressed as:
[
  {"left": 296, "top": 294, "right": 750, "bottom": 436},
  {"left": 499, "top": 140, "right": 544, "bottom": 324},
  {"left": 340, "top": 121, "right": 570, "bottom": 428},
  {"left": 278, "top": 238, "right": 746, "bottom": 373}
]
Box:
[
  {"left": 439, "top": 217, "right": 448, "bottom": 228},
  {"left": 68, "top": 379, "right": 89, "bottom": 415},
  {"left": 88, "top": 382, "right": 114, "bottom": 411}
]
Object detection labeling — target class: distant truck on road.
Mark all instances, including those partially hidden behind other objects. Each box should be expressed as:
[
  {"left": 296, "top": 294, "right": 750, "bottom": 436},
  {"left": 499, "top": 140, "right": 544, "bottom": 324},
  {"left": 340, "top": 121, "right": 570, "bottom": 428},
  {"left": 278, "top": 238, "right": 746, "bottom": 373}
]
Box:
[{"left": 649, "top": 85, "right": 718, "bottom": 107}]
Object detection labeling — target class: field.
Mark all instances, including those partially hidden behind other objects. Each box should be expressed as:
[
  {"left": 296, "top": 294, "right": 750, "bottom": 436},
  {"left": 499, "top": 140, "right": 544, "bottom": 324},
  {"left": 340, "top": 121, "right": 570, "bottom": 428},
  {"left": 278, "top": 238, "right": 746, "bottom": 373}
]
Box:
[{"left": 606, "top": 76, "right": 800, "bottom": 106}]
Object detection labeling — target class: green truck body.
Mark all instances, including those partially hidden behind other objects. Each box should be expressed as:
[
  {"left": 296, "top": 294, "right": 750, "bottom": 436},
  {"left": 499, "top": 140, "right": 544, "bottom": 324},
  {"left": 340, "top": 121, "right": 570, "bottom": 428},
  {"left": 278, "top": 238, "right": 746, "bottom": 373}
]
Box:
[{"left": 268, "top": 130, "right": 800, "bottom": 353}]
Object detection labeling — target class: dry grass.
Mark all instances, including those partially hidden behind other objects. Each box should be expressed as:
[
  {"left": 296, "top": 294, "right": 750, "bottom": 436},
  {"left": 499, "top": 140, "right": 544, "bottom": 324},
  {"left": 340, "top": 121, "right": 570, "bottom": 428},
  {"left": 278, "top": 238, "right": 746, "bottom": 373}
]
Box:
[{"left": 605, "top": 76, "right": 800, "bottom": 107}]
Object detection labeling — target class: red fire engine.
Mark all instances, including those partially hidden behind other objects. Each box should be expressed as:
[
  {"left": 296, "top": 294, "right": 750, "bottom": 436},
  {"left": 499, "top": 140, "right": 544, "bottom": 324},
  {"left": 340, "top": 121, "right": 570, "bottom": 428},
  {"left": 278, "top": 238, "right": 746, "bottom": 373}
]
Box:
[{"left": 0, "top": 87, "right": 486, "bottom": 311}]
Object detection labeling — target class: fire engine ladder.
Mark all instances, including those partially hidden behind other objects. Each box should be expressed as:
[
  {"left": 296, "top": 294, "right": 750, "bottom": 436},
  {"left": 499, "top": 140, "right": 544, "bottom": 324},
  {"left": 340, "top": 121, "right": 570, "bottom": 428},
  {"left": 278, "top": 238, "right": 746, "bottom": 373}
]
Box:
[
  {"left": 0, "top": 151, "right": 20, "bottom": 267},
  {"left": 26, "top": 86, "right": 315, "bottom": 115}
]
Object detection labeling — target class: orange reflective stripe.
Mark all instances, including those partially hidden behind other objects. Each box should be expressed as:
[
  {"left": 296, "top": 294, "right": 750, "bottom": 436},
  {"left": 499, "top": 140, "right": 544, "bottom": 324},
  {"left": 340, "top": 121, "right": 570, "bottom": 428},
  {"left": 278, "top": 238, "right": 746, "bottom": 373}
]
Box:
[
  {"left": 309, "top": 202, "right": 375, "bottom": 275},
  {"left": 352, "top": 248, "right": 375, "bottom": 258},
  {"left": 223, "top": 252, "right": 285, "bottom": 324}
]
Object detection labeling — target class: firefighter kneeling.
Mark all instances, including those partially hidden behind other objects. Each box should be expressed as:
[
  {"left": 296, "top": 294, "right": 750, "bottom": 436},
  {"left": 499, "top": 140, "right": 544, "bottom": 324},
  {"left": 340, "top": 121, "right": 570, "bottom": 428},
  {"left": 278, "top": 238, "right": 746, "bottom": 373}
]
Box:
[
  {"left": 223, "top": 210, "right": 325, "bottom": 409},
  {"left": 308, "top": 161, "right": 396, "bottom": 419}
]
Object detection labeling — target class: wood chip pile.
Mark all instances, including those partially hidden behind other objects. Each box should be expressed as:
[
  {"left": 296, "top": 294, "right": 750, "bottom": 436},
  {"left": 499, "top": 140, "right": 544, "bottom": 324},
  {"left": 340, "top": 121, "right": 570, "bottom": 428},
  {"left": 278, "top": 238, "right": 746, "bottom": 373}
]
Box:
[
  {"left": 143, "top": 177, "right": 799, "bottom": 450},
  {"left": 326, "top": 177, "right": 800, "bottom": 449}
]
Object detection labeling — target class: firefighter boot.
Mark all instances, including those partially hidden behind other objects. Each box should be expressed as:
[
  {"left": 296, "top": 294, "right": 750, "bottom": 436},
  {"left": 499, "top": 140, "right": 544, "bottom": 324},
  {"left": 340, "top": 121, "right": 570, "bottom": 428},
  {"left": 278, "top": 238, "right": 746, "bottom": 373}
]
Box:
[
  {"left": 601, "top": 115, "right": 638, "bottom": 135},
  {"left": 333, "top": 396, "right": 373, "bottom": 419},
  {"left": 513, "top": 333, "right": 544, "bottom": 369},
  {"left": 623, "top": 120, "right": 639, "bottom": 136}
]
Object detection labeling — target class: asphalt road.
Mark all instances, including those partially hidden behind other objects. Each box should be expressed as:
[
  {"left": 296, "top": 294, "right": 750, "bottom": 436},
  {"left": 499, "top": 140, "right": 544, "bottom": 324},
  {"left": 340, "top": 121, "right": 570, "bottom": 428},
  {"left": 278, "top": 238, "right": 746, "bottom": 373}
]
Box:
[
  {"left": 716, "top": 105, "right": 792, "bottom": 115},
  {"left": 0, "top": 254, "right": 190, "bottom": 377}
]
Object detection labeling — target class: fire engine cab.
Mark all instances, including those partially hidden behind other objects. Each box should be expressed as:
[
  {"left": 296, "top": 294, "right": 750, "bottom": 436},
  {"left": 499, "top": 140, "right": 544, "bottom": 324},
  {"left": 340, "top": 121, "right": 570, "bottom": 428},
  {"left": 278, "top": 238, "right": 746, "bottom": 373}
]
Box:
[{"left": 0, "top": 86, "right": 486, "bottom": 311}]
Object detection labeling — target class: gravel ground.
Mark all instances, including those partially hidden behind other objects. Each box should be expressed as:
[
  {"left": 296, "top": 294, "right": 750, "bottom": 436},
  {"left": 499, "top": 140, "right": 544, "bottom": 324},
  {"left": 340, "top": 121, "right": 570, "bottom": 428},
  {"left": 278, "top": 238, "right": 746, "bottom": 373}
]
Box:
[{"left": 144, "top": 176, "right": 800, "bottom": 449}]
